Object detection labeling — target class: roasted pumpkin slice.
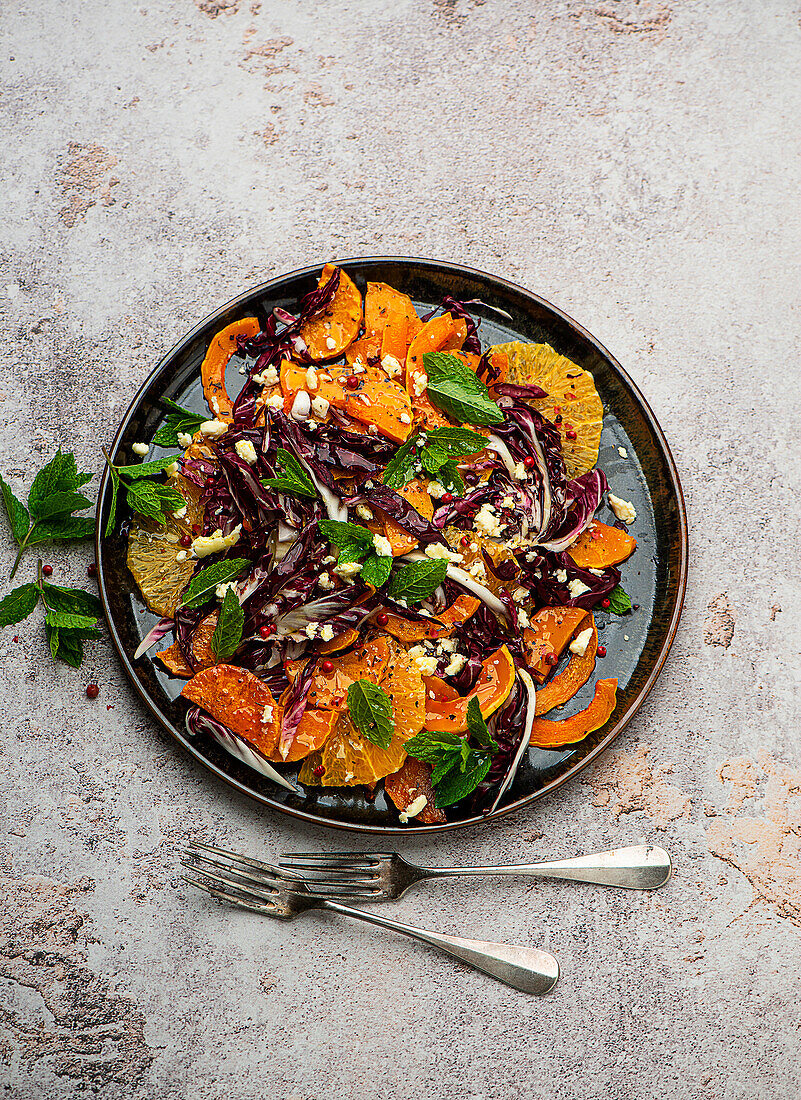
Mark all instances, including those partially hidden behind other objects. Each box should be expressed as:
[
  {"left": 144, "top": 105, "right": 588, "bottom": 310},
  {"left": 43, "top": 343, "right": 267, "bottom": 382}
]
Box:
[
  {"left": 425, "top": 645, "right": 515, "bottom": 733},
  {"left": 406, "top": 313, "right": 461, "bottom": 400},
  {"left": 523, "top": 607, "right": 590, "bottom": 683},
  {"left": 181, "top": 665, "right": 282, "bottom": 757},
  {"left": 568, "top": 521, "right": 637, "bottom": 569},
  {"left": 529, "top": 678, "right": 618, "bottom": 747},
  {"left": 299, "top": 264, "right": 363, "bottom": 361},
  {"left": 364, "top": 282, "right": 421, "bottom": 344},
  {"left": 535, "top": 616, "right": 598, "bottom": 716},
  {"left": 201, "top": 317, "right": 260, "bottom": 422},
  {"left": 385, "top": 757, "right": 446, "bottom": 824}
]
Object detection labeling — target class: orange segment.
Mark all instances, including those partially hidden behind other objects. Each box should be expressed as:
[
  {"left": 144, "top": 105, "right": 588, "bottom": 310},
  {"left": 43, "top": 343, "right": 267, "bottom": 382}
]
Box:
[
  {"left": 267, "top": 708, "right": 337, "bottom": 763},
  {"left": 201, "top": 317, "right": 260, "bottom": 422},
  {"left": 568, "top": 521, "right": 637, "bottom": 569},
  {"left": 181, "top": 665, "right": 282, "bottom": 757},
  {"left": 385, "top": 757, "right": 446, "bottom": 824},
  {"left": 285, "top": 637, "right": 391, "bottom": 710},
  {"left": 299, "top": 264, "right": 362, "bottom": 361}
]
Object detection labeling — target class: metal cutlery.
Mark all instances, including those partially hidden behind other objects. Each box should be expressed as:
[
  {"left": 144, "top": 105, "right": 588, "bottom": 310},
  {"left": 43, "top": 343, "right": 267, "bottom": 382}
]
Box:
[
  {"left": 279, "top": 843, "right": 672, "bottom": 901},
  {"left": 181, "top": 840, "right": 559, "bottom": 995}
]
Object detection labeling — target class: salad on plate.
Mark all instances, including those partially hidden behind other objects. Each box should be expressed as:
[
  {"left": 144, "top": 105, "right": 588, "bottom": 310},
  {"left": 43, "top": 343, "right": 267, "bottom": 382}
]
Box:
[{"left": 121, "top": 264, "right": 639, "bottom": 824}]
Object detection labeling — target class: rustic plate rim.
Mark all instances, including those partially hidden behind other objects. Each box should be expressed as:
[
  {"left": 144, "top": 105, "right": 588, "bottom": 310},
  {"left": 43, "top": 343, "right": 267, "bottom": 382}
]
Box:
[{"left": 95, "top": 255, "right": 688, "bottom": 834}]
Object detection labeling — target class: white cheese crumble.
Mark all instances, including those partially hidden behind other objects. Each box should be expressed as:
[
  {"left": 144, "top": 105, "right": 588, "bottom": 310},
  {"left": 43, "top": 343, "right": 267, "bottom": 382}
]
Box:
[
  {"left": 411, "top": 654, "right": 439, "bottom": 677},
  {"left": 262, "top": 704, "right": 274, "bottom": 724},
  {"left": 356, "top": 504, "right": 373, "bottom": 521},
  {"left": 608, "top": 493, "right": 636, "bottom": 524},
  {"left": 399, "top": 794, "right": 428, "bottom": 823},
  {"left": 555, "top": 568, "right": 568, "bottom": 583},
  {"left": 166, "top": 461, "right": 181, "bottom": 477},
  {"left": 318, "top": 572, "right": 335, "bottom": 590},
  {"left": 438, "top": 637, "right": 457, "bottom": 653},
  {"left": 311, "top": 395, "right": 330, "bottom": 418},
  {"left": 618, "top": 446, "right": 628, "bottom": 459},
  {"left": 372, "top": 533, "right": 393, "bottom": 557},
  {"left": 381, "top": 354, "right": 402, "bottom": 378},
  {"left": 468, "top": 560, "right": 487, "bottom": 581},
  {"left": 320, "top": 624, "right": 335, "bottom": 642},
  {"left": 444, "top": 653, "right": 467, "bottom": 677},
  {"left": 473, "top": 503, "right": 503, "bottom": 537},
  {"left": 305, "top": 366, "right": 319, "bottom": 391},
  {"left": 425, "top": 543, "right": 463, "bottom": 564},
  {"left": 512, "top": 586, "right": 529, "bottom": 603},
  {"left": 253, "top": 365, "right": 279, "bottom": 386},
  {"left": 569, "top": 627, "right": 594, "bottom": 657},
  {"left": 322, "top": 555, "right": 336, "bottom": 565},
  {"left": 427, "top": 481, "right": 446, "bottom": 499},
  {"left": 177, "top": 431, "right": 193, "bottom": 448},
  {"left": 513, "top": 461, "right": 527, "bottom": 480},
  {"left": 588, "top": 567, "right": 605, "bottom": 577},
  {"left": 200, "top": 419, "right": 228, "bottom": 437},
  {"left": 305, "top": 623, "right": 320, "bottom": 639},
  {"left": 235, "top": 439, "right": 258, "bottom": 465},
  {"left": 132, "top": 442, "right": 149, "bottom": 456},
  {"left": 333, "top": 560, "right": 363, "bottom": 578},
  {"left": 176, "top": 550, "right": 188, "bottom": 562},
  {"left": 215, "top": 580, "right": 238, "bottom": 600},
  {"left": 568, "top": 578, "right": 592, "bottom": 598},
  {"left": 172, "top": 505, "right": 187, "bottom": 519},
  {"left": 266, "top": 394, "right": 284, "bottom": 411},
  {"left": 412, "top": 372, "right": 427, "bottom": 397},
  {"left": 290, "top": 390, "right": 311, "bottom": 421},
  {"left": 517, "top": 609, "right": 530, "bottom": 629},
  {"left": 192, "top": 524, "right": 242, "bottom": 558},
  {"left": 399, "top": 413, "right": 411, "bottom": 425},
  {"left": 325, "top": 336, "right": 337, "bottom": 350}
]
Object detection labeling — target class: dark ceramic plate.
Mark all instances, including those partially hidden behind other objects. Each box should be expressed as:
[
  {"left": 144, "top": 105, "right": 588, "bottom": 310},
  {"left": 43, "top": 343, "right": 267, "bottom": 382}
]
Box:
[{"left": 96, "top": 258, "right": 687, "bottom": 834}]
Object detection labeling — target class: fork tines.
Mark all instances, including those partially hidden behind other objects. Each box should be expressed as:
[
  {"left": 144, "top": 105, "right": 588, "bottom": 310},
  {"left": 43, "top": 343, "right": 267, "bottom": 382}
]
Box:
[
  {"left": 181, "top": 841, "right": 297, "bottom": 915},
  {"left": 278, "top": 851, "right": 386, "bottom": 898}
]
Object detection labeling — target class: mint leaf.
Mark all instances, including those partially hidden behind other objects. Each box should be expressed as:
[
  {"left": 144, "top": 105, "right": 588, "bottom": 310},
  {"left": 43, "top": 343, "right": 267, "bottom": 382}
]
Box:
[
  {"left": 360, "top": 553, "right": 392, "bottom": 588},
  {"left": 0, "top": 583, "right": 40, "bottom": 627},
  {"left": 44, "top": 609, "right": 99, "bottom": 630},
  {"left": 423, "top": 352, "right": 504, "bottom": 427},
  {"left": 55, "top": 630, "right": 85, "bottom": 668},
  {"left": 28, "top": 516, "right": 95, "bottom": 544},
  {"left": 607, "top": 585, "right": 632, "bottom": 615},
  {"left": 466, "top": 695, "right": 498, "bottom": 752},
  {"left": 27, "top": 451, "right": 89, "bottom": 515},
  {"left": 116, "top": 455, "right": 180, "bottom": 479},
  {"left": 43, "top": 584, "right": 102, "bottom": 618},
  {"left": 210, "top": 587, "right": 244, "bottom": 661},
  {"left": 421, "top": 446, "right": 447, "bottom": 476},
  {"left": 180, "top": 558, "right": 249, "bottom": 610},
  {"left": 319, "top": 520, "right": 374, "bottom": 549},
  {"left": 45, "top": 622, "right": 60, "bottom": 661},
  {"left": 435, "top": 754, "right": 493, "bottom": 808},
  {"left": 161, "top": 397, "right": 202, "bottom": 417},
  {"left": 424, "top": 427, "right": 487, "bottom": 457},
  {"left": 404, "top": 729, "right": 463, "bottom": 765},
  {"left": 382, "top": 433, "right": 419, "bottom": 491},
  {"left": 435, "top": 460, "right": 465, "bottom": 497},
  {"left": 152, "top": 414, "right": 206, "bottom": 448},
  {"left": 126, "top": 480, "right": 184, "bottom": 522},
  {"left": 262, "top": 449, "right": 316, "bottom": 499},
  {"left": 387, "top": 559, "right": 447, "bottom": 602},
  {"left": 347, "top": 679, "right": 394, "bottom": 749},
  {"left": 0, "top": 476, "right": 29, "bottom": 542},
  {"left": 32, "top": 490, "right": 92, "bottom": 521},
  {"left": 431, "top": 750, "right": 461, "bottom": 786}
]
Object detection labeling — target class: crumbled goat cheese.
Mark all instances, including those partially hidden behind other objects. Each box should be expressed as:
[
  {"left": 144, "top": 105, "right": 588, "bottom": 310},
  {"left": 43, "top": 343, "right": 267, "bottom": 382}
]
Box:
[
  {"left": 173, "top": 506, "right": 187, "bottom": 519},
  {"left": 556, "top": 568, "right": 568, "bottom": 583},
  {"left": 514, "top": 461, "right": 527, "bottom": 480},
  {"left": 305, "top": 366, "right": 319, "bottom": 391},
  {"left": 290, "top": 390, "right": 311, "bottom": 421},
  {"left": 372, "top": 533, "right": 393, "bottom": 557},
  {"left": 235, "top": 439, "right": 258, "bottom": 465},
  {"left": 399, "top": 794, "right": 428, "bottom": 823},
  {"left": 407, "top": 645, "right": 427, "bottom": 659},
  {"left": 253, "top": 365, "right": 279, "bottom": 386},
  {"left": 474, "top": 504, "right": 503, "bottom": 537},
  {"left": 517, "top": 609, "right": 530, "bottom": 628},
  {"left": 425, "top": 543, "right": 463, "bottom": 564},
  {"left": 215, "top": 580, "right": 238, "bottom": 600},
  {"left": 192, "top": 524, "right": 242, "bottom": 558},
  {"left": 381, "top": 355, "right": 402, "bottom": 378},
  {"left": 444, "top": 653, "right": 467, "bottom": 677},
  {"left": 305, "top": 623, "right": 320, "bottom": 639},
  {"left": 165, "top": 461, "right": 180, "bottom": 477},
  {"left": 568, "top": 578, "right": 592, "bottom": 598},
  {"left": 176, "top": 550, "right": 188, "bottom": 561},
  {"left": 618, "top": 446, "right": 628, "bottom": 459},
  {"left": 400, "top": 413, "right": 411, "bottom": 424},
  {"left": 412, "top": 654, "right": 439, "bottom": 677},
  {"left": 266, "top": 394, "right": 284, "bottom": 410},
  {"left": 132, "top": 442, "right": 149, "bottom": 456},
  {"left": 320, "top": 625, "right": 335, "bottom": 642},
  {"left": 608, "top": 493, "right": 636, "bottom": 524},
  {"left": 351, "top": 363, "right": 366, "bottom": 374},
  {"left": 318, "top": 572, "right": 335, "bottom": 590},
  {"left": 569, "top": 627, "right": 594, "bottom": 657},
  {"left": 177, "top": 431, "right": 193, "bottom": 448},
  {"left": 588, "top": 567, "right": 605, "bottom": 577},
  {"left": 412, "top": 372, "right": 427, "bottom": 397},
  {"left": 322, "top": 555, "right": 336, "bottom": 565},
  {"left": 468, "top": 560, "right": 487, "bottom": 580},
  {"left": 262, "top": 704, "right": 274, "bottom": 724},
  {"left": 427, "top": 481, "right": 446, "bottom": 499},
  {"left": 311, "top": 395, "right": 330, "bottom": 418},
  {"left": 438, "top": 637, "right": 457, "bottom": 653},
  {"left": 200, "top": 419, "right": 228, "bottom": 437},
  {"left": 325, "top": 336, "right": 337, "bottom": 350},
  {"left": 356, "top": 504, "right": 373, "bottom": 521},
  {"left": 512, "top": 586, "right": 529, "bottom": 603},
  {"left": 334, "top": 561, "right": 363, "bottom": 578}
]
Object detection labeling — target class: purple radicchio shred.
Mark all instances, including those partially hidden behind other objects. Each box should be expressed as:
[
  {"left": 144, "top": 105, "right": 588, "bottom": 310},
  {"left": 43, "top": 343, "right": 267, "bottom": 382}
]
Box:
[
  {"left": 174, "top": 604, "right": 205, "bottom": 670},
  {"left": 494, "top": 381, "right": 549, "bottom": 401},
  {"left": 279, "top": 656, "right": 318, "bottom": 752},
  {"left": 274, "top": 584, "right": 367, "bottom": 639},
  {"left": 537, "top": 469, "right": 608, "bottom": 552},
  {"left": 362, "top": 484, "right": 445, "bottom": 545},
  {"left": 471, "top": 679, "right": 529, "bottom": 811},
  {"left": 476, "top": 350, "right": 501, "bottom": 384},
  {"left": 517, "top": 549, "right": 621, "bottom": 611},
  {"left": 419, "top": 296, "right": 482, "bottom": 356},
  {"left": 235, "top": 268, "right": 341, "bottom": 371},
  {"left": 449, "top": 601, "right": 525, "bottom": 695}
]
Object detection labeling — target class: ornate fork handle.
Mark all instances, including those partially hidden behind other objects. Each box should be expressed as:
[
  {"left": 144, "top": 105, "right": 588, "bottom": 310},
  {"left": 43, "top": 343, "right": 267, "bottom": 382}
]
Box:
[
  {"left": 321, "top": 900, "right": 559, "bottom": 995},
  {"left": 419, "top": 844, "right": 671, "bottom": 891}
]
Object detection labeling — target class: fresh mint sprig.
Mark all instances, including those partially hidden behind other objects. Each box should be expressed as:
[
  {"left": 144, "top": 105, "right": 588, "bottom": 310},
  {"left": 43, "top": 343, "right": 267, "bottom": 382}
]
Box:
[
  {"left": 404, "top": 697, "right": 499, "bottom": 808},
  {"left": 152, "top": 398, "right": 207, "bottom": 448},
  {"left": 210, "top": 586, "right": 244, "bottom": 661},
  {"left": 386, "top": 558, "right": 447, "bottom": 603},
  {"left": 102, "top": 450, "right": 185, "bottom": 537},
  {"left": 0, "top": 558, "right": 102, "bottom": 667},
  {"left": 347, "top": 679, "right": 394, "bottom": 749},
  {"left": 261, "top": 448, "right": 316, "bottom": 499},
  {"left": 422, "top": 352, "right": 504, "bottom": 427},
  {"left": 0, "top": 451, "right": 94, "bottom": 579},
  {"left": 606, "top": 584, "right": 632, "bottom": 615},
  {"left": 318, "top": 519, "right": 393, "bottom": 589},
  {"left": 382, "top": 425, "right": 486, "bottom": 494}
]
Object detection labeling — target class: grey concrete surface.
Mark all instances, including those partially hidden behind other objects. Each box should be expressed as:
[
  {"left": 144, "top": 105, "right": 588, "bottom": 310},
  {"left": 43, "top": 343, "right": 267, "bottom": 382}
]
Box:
[{"left": 2, "top": 1, "right": 800, "bottom": 1097}]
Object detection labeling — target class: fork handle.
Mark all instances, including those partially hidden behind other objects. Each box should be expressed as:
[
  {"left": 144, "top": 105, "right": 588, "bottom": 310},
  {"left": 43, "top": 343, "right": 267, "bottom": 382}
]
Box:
[
  {"left": 422, "top": 844, "right": 672, "bottom": 891},
  {"left": 321, "top": 900, "right": 558, "bottom": 995}
]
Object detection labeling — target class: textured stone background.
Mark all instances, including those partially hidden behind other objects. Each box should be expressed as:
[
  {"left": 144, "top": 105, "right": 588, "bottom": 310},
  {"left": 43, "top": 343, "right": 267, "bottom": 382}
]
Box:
[{"left": 2, "top": 1, "right": 800, "bottom": 1097}]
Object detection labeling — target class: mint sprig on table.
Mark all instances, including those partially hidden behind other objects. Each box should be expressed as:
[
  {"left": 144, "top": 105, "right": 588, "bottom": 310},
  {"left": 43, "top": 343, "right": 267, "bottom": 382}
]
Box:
[
  {"left": 1, "top": 450, "right": 94, "bottom": 579},
  {"left": 0, "top": 558, "right": 102, "bottom": 667},
  {"left": 347, "top": 679, "right": 394, "bottom": 750},
  {"left": 382, "top": 425, "right": 487, "bottom": 493},
  {"left": 422, "top": 352, "right": 504, "bottom": 427},
  {"left": 404, "top": 696, "right": 499, "bottom": 808},
  {"left": 318, "top": 519, "right": 392, "bottom": 588},
  {"left": 261, "top": 448, "right": 316, "bottom": 499},
  {"left": 103, "top": 451, "right": 185, "bottom": 536}
]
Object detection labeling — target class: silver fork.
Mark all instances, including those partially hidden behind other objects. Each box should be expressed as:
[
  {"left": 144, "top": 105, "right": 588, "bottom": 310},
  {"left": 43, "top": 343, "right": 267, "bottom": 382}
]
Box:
[
  {"left": 279, "top": 843, "right": 672, "bottom": 901},
  {"left": 181, "top": 841, "right": 559, "bottom": 995}
]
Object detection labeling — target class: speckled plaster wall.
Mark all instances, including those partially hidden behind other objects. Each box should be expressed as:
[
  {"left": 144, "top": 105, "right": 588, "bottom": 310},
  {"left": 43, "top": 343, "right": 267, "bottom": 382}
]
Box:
[{"left": 2, "top": 1, "right": 800, "bottom": 1097}]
